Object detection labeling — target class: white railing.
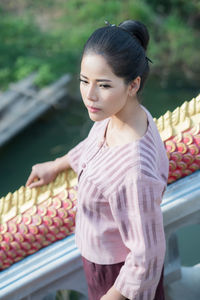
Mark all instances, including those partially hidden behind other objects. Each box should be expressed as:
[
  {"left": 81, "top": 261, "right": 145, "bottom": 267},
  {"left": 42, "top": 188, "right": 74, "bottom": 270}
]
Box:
[
  {"left": 0, "top": 170, "right": 200, "bottom": 300},
  {"left": 162, "top": 169, "right": 200, "bottom": 300}
]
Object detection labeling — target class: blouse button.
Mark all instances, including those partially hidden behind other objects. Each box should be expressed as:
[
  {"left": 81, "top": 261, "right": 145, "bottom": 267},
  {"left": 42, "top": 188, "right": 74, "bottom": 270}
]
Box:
[
  {"left": 82, "top": 163, "right": 86, "bottom": 168},
  {"left": 98, "top": 139, "right": 104, "bottom": 147}
]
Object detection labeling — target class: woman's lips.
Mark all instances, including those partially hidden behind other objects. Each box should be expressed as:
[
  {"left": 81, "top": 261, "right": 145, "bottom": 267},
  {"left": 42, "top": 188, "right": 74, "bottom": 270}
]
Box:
[{"left": 87, "top": 106, "right": 101, "bottom": 113}]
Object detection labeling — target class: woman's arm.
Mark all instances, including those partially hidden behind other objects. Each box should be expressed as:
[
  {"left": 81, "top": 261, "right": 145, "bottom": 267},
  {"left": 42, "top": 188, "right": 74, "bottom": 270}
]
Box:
[
  {"left": 26, "top": 153, "right": 72, "bottom": 188},
  {"left": 100, "top": 286, "right": 126, "bottom": 300},
  {"left": 108, "top": 175, "right": 166, "bottom": 300},
  {"left": 54, "top": 153, "right": 72, "bottom": 172},
  {"left": 26, "top": 121, "right": 98, "bottom": 188}
]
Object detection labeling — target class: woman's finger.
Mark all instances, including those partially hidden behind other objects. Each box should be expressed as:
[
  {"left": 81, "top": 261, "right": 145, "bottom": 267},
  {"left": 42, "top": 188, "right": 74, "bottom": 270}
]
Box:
[
  {"left": 28, "top": 178, "right": 45, "bottom": 189},
  {"left": 26, "top": 171, "right": 38, "bottom": 187}
]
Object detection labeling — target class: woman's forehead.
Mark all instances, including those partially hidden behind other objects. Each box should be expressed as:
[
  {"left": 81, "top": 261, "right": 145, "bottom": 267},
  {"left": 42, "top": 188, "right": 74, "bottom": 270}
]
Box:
[{"left": 80, "top": 54, "right": 118, "bottom": 80}]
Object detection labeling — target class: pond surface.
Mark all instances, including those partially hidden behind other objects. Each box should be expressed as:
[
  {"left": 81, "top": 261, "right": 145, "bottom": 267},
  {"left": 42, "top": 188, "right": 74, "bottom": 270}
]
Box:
[{"left": 0, "top": 78, "right": 199, "bottom": 267}]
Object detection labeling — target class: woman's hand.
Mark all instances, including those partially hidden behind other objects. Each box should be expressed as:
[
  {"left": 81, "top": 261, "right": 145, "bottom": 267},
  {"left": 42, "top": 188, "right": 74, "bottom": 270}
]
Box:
[
  {"left": 100, "top": 286, "right": 126, "bottom": 300},
  {"left": 26, "top": 160, "right": 60, "bottom": 188}
]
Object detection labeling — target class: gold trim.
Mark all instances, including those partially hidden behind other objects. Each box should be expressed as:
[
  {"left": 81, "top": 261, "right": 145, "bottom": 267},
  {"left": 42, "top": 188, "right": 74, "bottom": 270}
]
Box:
[
  {"left": 0, "top": 170, "right": 77, "bottom": 223},
  {"left": 153, "top": 94, "right": 200, "bottom": 141}
]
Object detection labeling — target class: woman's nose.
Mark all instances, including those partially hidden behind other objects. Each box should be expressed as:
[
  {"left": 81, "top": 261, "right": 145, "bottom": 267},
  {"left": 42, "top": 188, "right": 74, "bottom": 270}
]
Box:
[{"left": 87, "top": 85, "right": 98, "bottom": 101}]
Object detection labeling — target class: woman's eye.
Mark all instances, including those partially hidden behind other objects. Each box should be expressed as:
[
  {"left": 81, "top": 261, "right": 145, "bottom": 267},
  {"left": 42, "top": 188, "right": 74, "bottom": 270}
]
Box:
[
  {"left": 99, "top": 84, "right": 111, "bottom": 89},
  {"left": 79, "top": 78, "right": 88, "bottom": 84}
]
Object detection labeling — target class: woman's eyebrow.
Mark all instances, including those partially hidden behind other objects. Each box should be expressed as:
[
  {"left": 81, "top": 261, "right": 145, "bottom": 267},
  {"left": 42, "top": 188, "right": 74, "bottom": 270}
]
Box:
[
  {"left": 96, "top": 79, "right": 112, "bottom": 82},
  {"left": 80, "top": 74, "right": 112, "bottom": 82}
]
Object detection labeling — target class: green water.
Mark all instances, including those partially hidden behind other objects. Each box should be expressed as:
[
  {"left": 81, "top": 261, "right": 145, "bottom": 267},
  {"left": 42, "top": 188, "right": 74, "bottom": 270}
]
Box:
[{"left": 0, "top": 78, "right": 199, "bottom": 267}]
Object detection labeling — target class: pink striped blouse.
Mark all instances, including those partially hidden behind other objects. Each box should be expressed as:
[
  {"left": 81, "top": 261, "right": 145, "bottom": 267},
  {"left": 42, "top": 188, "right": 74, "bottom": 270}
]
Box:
[{"left": 67, "top": 105, "right": 169, "bottom": 300}]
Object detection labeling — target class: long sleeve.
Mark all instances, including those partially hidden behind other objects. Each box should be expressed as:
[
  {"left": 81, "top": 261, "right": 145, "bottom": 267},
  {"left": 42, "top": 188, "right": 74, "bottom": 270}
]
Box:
[{"left": 109, "top": 175, "right": 166, "bottom": 300}]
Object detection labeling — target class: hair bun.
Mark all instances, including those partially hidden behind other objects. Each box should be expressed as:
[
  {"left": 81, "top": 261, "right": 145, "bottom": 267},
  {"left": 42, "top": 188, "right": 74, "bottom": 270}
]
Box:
[{"left": 119, "top": 20, "right": 149, "bottom": 51}]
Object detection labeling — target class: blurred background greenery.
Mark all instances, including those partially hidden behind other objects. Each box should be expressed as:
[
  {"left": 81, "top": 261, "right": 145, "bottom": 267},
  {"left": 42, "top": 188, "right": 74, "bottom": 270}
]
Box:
[
  {"left": 0, "top": 0, "right": 200, "bottom": 90},
  {"left": 0, "top": 1, "right": 200, "bottom": 299}
]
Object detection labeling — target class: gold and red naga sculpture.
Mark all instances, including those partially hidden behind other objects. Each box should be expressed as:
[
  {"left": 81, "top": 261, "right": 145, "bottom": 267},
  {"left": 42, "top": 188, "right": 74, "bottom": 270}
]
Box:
[{"left": 0, "top": 94, "right": 200, "bottom": 270}]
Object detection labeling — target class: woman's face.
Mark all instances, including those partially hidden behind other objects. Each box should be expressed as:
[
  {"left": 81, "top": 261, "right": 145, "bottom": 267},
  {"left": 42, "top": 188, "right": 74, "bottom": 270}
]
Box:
[{"left": 80, "top": 53, "right": 132, "bottom": 122}]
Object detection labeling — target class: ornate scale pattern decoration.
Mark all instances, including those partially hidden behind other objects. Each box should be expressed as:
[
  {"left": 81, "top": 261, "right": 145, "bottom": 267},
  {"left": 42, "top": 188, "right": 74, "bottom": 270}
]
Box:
[
  {"left": 0, "top": 94, "right": 199, "bottom": 270},
  {"left": 154, "top": 94, "right": 200, "bottom": 183},
  {"left": 0, "top": 170, "right": 78, "bottom": 270}
]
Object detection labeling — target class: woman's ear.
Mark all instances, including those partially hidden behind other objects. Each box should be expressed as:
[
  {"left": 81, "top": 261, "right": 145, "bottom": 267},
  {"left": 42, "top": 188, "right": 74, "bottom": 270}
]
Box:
[{"left": 128, "top": 76, "right": 141, "bottom": 96}]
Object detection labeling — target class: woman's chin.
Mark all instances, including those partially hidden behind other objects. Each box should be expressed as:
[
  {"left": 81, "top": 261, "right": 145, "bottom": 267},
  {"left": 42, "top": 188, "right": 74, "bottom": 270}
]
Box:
[{"left": 88, "top": 112, "right": 106, "bottom": 122}]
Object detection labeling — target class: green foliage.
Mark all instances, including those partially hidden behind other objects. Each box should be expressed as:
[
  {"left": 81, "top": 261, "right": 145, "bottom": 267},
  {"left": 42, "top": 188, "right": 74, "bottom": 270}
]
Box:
[
  {"left": 0, "top": 13, "right": 57, "bottom": 89},
  {"left": 150, "top": 12, "right": 200, "bottom": 86},
  {"left": 56, "top": 290, "right": 80, "bottom": 300},
  {"left": 0, "top": 0, "right": 199, "bottom": 90}
]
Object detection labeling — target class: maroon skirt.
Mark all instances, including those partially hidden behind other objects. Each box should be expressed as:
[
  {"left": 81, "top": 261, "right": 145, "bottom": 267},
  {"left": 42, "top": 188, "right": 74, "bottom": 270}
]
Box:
[{"left": 82, "top": 256, "right": 165, "bottom": 300}]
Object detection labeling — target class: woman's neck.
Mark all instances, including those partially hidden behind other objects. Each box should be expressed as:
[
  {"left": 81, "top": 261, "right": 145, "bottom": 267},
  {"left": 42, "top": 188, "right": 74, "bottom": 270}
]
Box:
[
  {"left": 110, "top": 97, "right": 144, "bottom": 131},
  {"left": 105, "top": 98, "right": 148, "bottom": 147}
]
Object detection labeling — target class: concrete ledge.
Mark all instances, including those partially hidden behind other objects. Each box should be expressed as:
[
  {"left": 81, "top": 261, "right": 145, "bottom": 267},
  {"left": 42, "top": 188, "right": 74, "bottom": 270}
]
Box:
[
  {"left": 162, "top": 170, "right": 200, "bottom": 285},
  {"left": 165, "top": 264, "right": 200, "bottom": 300}
]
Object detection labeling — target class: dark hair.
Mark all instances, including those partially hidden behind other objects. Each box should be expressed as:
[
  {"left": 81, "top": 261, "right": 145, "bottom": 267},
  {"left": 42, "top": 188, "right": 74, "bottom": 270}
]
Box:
[{"left": 82, "top": 20, "right": 150, "bottom": 93}]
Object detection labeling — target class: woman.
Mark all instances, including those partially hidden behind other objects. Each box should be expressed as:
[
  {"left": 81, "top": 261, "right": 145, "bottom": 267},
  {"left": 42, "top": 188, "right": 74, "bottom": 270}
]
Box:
[{"left": 26, "top": 20, "right": 169, "bottom": 300}]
